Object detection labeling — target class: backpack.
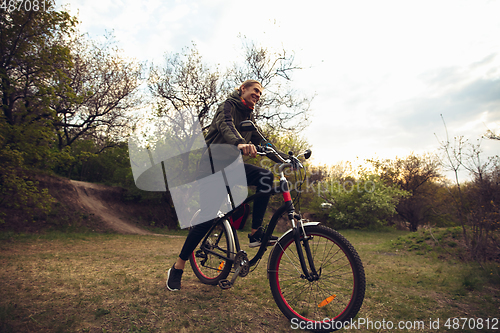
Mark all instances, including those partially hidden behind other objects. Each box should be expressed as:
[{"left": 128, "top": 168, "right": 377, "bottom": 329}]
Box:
[{"left": 229, "top": 203, "right": 250, "bottom": 230}]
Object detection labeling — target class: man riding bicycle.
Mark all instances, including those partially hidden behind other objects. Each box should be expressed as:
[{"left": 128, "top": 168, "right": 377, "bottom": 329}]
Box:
[{"left": 167, "top": 80, "right": 287, "bottom": 291}]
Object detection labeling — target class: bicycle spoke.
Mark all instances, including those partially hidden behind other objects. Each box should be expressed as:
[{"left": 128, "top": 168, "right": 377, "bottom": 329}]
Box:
[
  {"left": 277, "top": 242, "right": 302, "bottom": 276},
  {"left": 190, "top": 221, "right": 232, "bottom": 285}
]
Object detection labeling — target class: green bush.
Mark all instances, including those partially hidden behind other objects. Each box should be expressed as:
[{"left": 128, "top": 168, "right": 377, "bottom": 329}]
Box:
[
  {"left": 0, "top": 146, "right": 55, "bottom": 224},
  {"left": 320, "top": 173, "right": 408, "bottom": 229}
]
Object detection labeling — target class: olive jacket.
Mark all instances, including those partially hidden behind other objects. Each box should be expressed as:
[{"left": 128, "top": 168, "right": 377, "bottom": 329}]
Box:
[{"left": 204, "top": 90, "right": 286, "bottom": 164}]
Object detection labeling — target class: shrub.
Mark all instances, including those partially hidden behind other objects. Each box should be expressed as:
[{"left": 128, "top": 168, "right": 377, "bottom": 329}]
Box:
[{"left": 319, "top": 173, "right": 408, "bottom": 229}]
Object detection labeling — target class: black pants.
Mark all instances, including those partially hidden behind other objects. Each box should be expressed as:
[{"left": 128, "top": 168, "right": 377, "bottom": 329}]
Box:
[{"left": 178, "top": 163, "right": 274, "bottom": 261}]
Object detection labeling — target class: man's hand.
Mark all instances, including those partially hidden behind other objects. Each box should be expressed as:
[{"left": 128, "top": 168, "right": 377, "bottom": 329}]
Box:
[{"left": 237, "top": 143, "right": 257, "bottom": 158}]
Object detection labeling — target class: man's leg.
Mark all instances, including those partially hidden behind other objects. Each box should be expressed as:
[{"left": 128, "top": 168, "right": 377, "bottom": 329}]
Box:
[
  {"left": 176, "top": 218, "right": 216, "bottom": 268},
  {"left": 168, "top": 163, "right": 223, "bottom": 289},
  {"left": 244, "top": 163, "right": 274, "bottom": 235}
]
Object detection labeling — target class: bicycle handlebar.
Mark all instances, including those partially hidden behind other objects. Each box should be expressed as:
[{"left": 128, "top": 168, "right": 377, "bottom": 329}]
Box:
[
  {"left": 238, "top": 120, "right": 311, "bottom": 168},
  {"left": 255, "top": 145, "right": 305, "bottom": 170}
]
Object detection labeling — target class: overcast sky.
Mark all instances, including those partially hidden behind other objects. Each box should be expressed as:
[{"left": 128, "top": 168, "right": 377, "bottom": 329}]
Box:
[{"left": 59, "top": 0, "right": 500, "bottom": 180}]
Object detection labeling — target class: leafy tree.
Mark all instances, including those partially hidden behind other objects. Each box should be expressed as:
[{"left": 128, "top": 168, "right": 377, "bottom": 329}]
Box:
[
  {"left": 0, "top": 120, "right": 55, "bottom": 225},
  {"left": 1, "top": 0, "right": 75, "bottom": 125},
  {"left": 0, "top": 1, "right": 76, "bottom": 225},
  {"left": 240, "top": 124, "right": 314, "bottom": 213},
  {"left": 368, "top": 153, "right": 443, "bottom": 231},
  {"left": 2, "top": 4, "right": 141, "bottom": 161},
  {"left": 260, "top": 124, "right": 310, "bottom": 154},
  {"left": 1, "top": 0, "right": 76, "bottom": 167}
]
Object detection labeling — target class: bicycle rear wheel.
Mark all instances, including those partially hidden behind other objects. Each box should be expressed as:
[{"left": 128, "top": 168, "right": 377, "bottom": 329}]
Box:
[
  {"left": 189, "top": 219, "right": 233, "bottom": 285},
  {"left": 268, "top": 224, "right": 365, "bottom": 332}
]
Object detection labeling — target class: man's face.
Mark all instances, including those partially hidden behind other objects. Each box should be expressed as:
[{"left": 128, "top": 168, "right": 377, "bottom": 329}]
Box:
[{"left": 241, "top": 83, "right": 263, "bottom": 108}]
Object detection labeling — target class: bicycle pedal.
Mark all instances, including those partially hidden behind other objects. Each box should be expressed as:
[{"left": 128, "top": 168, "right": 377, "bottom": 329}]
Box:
[
  {"left": 218, "top": 279, "right": 232, "bottom": 290},
  {"left": 266, "top": 239, "right": 278, "bottom": 247},
  {"left": 248, "top": 240, "right": 278, "bottom": 248}
]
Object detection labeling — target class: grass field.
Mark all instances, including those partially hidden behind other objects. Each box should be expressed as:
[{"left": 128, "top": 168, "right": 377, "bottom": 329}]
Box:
[{"left": 0, "top": 227, "right": 499, "bottom": 332}]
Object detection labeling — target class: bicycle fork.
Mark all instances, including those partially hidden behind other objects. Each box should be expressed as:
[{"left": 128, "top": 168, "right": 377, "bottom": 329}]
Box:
[
  {"left": 280, "top": 169, "right": 319, "bottom": 282},
  {"left": 291, "top": 222, "right": 320, "bottom": 281}
]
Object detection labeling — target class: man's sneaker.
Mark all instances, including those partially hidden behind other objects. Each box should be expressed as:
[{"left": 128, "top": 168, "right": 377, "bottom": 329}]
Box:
[
  {"left": 166, "top": 264, "right": 183, "bottom": 291},
  {"left": 248, "top": 227, "right": 278, "bottom": 248}
]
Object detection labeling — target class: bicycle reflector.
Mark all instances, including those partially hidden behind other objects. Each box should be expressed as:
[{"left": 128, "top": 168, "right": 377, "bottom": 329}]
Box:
[
  {"left": 318, "top": 295, "right": 337, "bottom": 307},
  {"left": 217, "top": 261, "right": 225, "bottom": 273}
]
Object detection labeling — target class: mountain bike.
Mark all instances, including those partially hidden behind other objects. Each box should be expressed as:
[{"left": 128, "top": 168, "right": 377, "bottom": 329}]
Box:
[{"left": 189, "top": 121, "right": 365, "bottom": 332}]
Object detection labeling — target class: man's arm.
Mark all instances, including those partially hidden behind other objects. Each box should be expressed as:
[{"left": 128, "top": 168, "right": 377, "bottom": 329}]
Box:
[
  {"left": 214, "top": 101, "right": 258, "bottom": 157},
  {"left": 216, "top": 101, "right": 246, "bottom": 146}
]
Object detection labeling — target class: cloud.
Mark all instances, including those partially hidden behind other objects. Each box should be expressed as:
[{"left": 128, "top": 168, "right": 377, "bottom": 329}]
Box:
[
  {"left": 368, "top": 57, "right": 500, "bottom": 162},
  {"left": 61, "top": 0, "right": 227, "bottom": 63},
  {"left": 59, "top": 0, "right": 500, "bottom": 176},
  {"left": 397, "top": 55, "right": 500, "bottom": 129},
  {"left": 305, "top": 52, "right": 500, "bottom": 169}
]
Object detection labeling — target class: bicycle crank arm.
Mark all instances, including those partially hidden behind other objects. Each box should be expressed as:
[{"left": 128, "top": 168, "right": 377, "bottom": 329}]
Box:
[
  {"left": 217, "top": 250, "right": 249, "bottom": 289},
  {"left": 217, "top": 264, "right": 243, "bottom": 290}
]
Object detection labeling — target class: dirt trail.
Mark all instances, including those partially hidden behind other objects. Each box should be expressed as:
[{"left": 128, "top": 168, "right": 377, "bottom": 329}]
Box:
[{"left": 70, "top": 180, "right": 158, "bottom": 235}]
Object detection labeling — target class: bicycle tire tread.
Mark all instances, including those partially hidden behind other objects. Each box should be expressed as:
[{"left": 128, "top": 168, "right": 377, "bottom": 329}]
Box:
[
  {"left": 268, "top": 224, "right": 365, "bottom": 332},
  {"left": 189, "top": 222, "right": 232, "bottom": 285}
]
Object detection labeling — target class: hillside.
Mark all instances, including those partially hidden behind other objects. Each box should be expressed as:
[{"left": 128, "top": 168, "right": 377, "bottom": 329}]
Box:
[
  {"left": 69, "top": 180, "right": 156, "bottom": 235},
  {"left": 1, "top": 174, "right": 172, "bottom": 234}
]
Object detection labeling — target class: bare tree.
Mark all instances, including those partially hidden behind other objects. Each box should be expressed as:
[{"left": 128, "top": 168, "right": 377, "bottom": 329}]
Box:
[
  {"left": 51, "top": 32, "right": 142, "bottom": 152},
  {"left": 149, "top": 40, "right": 313, "bottom": 135},
  {"left": 435, "top": 115, "right": 470, "bottom": 245},
  {"left": 484, "top": 128, "right": 500, "bottom": 140},
  {"left": 436, "top": 115, "right": 500, "bottom": 261},
  {"left": 148, "top": 45, "right": 224, "bottom": 129},
  {"left": 227, "top": 37, "right": 313, "bottom": 132}
]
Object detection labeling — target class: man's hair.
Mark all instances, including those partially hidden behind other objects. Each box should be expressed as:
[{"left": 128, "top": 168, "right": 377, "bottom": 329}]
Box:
[{"left": 237, "top": 80, "right": 262, "bottom": 95}]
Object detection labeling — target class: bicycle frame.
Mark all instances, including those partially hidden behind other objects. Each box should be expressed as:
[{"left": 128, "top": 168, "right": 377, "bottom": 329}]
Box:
[
  {"left": 197, "top": 160, "right": 319, "bottom": 282},
  {"left": 197, "top": 189, "right": 286, "bottom": 267}
]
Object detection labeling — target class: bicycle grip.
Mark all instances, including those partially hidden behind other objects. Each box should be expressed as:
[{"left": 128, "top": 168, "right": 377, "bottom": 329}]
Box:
[{"left": 256, "top": 145, "right": 267, "bottom": 153}]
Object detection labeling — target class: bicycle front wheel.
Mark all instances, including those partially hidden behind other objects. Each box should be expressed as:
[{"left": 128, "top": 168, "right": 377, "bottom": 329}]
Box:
[
  {"left": 268, "top": 224, "right": 365, "bottom": 331},
  {"left": 189, "top": 219, "right": 233, "bottom": 285}
]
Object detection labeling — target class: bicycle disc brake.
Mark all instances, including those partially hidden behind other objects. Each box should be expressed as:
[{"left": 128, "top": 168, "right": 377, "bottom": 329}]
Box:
[{"left": 218, "top": 251, "right": 249, "bottom": 290}]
